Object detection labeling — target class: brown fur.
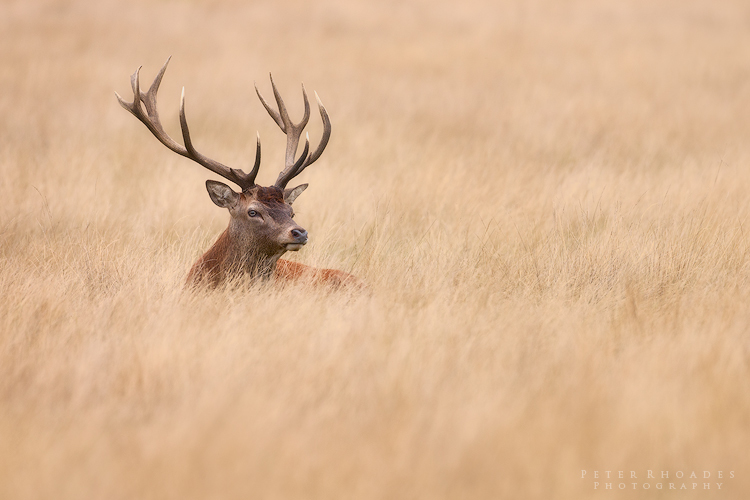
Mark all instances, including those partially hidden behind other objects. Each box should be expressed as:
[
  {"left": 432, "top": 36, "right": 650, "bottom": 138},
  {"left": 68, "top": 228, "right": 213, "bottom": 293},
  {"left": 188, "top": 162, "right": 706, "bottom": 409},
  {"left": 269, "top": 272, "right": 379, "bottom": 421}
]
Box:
[
  {"left": 254, "top": 186, "right": 284, "bottom": 203},
  {"left": 274, "top": 259, "right": 365, "bottom": 289},
  {"left": 185, "top": 229, "right": 231, "bottom": 288},
  {"left": 185, "top": 185, "right": 363, "bottom": 290}
]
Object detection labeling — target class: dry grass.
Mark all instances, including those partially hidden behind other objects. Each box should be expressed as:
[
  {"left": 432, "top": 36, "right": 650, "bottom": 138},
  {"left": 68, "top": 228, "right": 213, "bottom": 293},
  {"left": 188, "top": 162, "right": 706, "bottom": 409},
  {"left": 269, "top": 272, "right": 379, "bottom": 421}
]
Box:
[{"left": 1, "top": 0, "right": 750, "bottom": 498}]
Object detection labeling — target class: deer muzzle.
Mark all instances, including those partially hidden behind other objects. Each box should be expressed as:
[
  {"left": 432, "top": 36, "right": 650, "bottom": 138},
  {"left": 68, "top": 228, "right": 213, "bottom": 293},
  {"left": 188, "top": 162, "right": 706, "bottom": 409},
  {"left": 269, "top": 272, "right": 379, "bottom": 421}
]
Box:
[{"left": 285, "top": 228, "right": 308, "bottom": 251}]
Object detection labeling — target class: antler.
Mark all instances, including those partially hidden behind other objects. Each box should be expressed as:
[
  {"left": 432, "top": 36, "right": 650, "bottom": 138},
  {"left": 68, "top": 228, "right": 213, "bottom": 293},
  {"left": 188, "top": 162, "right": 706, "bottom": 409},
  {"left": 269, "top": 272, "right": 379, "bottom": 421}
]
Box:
[
  {"left": 115, "top": 57, "right": 261, "bottom": 192},
  {"left": 255, "top": 75, "right": 331, "bottom": 189}
]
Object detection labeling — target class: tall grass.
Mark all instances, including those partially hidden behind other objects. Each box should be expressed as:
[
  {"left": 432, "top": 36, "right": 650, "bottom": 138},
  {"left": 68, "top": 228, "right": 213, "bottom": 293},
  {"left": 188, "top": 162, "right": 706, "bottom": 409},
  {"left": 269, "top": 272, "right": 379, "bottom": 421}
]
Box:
[{"left": 1, "top": 0, "right": 749, "bottom": 498}]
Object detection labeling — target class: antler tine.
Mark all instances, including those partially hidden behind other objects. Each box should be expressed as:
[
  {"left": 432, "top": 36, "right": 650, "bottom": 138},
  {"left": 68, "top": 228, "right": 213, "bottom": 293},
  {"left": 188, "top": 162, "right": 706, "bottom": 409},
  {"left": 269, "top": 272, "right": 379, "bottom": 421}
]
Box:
[
  {"left": 178, "top": 88, "right": 258, "bottom": 190},
  {"left": 116, "top": 58, "right": 259, "bottom": 192},
  {"left": 274, "top": 77, "right": 311, "bottom": 131},
  {"left": 290, "top": 134, "right": 310, "bottom": 175},
  {"left": 294, "top": 92, "right": 331, "bottom": 175},
  {"left": 255, "top": 80, "right": 284, "bottom": 131},
  {"left": 255, "top": 75, "right": 330, "bottom": 189},
  {"left": 274, "top": 92, "right": 331, "bottom": 188},
  {"left": 116, "top": 57, "right": 187, "bottom": 157},
  {"left": 247, "top": 132, "right": 262, "bottom": 185}
]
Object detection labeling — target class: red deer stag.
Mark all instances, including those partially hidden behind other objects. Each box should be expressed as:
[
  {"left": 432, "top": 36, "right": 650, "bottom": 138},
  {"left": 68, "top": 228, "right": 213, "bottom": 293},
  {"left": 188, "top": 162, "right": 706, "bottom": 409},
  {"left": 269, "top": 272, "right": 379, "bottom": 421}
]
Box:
[{"left": 116, "top": 58, "right": 361, "bottom": 289}]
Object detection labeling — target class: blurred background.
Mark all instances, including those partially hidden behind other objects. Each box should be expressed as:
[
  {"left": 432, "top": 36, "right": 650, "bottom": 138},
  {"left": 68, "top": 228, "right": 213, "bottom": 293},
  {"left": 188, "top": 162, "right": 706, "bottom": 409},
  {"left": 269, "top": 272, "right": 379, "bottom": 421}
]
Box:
[{"left": 2, "top": 0, "right": 750, "bottom": 498}]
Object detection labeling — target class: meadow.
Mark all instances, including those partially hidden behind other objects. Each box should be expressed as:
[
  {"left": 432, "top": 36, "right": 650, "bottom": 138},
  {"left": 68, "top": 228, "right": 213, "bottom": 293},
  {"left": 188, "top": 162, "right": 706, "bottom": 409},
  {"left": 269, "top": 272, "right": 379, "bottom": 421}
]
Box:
[{"left": 1, "top": 0, "right": 749, "bottom": 498}]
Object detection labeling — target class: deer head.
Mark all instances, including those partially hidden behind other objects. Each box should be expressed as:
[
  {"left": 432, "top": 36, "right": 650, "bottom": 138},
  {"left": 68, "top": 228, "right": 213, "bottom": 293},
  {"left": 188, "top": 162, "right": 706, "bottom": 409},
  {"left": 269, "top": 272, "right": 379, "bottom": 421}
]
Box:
[{"left": 115, "top": 57, "right": 331, "bottom": 283}]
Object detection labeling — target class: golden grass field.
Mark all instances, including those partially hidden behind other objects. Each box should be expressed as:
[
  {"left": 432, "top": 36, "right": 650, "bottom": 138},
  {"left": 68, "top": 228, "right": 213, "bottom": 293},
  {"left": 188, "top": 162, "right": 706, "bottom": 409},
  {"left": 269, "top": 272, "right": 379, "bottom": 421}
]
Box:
[{"left": 1, "top": 0, "right": 749, "bottom": 498}]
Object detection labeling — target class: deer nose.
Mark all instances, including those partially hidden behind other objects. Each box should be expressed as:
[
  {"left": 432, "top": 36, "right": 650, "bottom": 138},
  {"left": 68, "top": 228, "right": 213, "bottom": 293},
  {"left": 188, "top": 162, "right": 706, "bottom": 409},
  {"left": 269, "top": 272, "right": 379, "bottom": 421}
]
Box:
[{"left": 291, "top": 228, "right": 308, "bottom": 243}]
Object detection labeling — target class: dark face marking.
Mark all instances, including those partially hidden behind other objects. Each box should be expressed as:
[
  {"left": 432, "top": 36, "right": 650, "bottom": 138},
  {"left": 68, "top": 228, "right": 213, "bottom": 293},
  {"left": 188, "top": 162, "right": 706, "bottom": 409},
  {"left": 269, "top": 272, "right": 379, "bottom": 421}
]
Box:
[
  {"left": 252, "top": 185, "right": 285, "bottom": 204},
  {"left": 243, "top": 186, "right": 294, "bottom": 223}
]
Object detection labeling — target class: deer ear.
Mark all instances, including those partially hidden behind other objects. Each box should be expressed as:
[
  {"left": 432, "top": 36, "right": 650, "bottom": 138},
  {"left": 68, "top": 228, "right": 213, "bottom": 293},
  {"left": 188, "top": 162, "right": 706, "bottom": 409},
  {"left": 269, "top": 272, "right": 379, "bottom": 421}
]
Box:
[
  {"left": 205, "top": 180, "right": 239, "bottom": 208},
  {"left": 284, "top": 183, "right": 308, "bottom": 205}
]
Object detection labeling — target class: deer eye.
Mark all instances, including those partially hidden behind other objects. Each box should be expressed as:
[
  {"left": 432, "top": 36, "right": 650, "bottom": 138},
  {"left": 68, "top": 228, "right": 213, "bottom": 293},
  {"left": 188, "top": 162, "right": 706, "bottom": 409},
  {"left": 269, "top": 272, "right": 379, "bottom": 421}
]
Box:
[{"left": 248, "top": 210, "right": 258, "bottom": 217}]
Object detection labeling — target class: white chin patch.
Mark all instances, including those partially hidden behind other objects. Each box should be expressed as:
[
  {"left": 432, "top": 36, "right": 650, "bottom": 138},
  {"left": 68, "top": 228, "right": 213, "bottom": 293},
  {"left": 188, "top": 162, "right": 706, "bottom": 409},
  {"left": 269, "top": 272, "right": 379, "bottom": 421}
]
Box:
[{"left": 285, "top": 243, "right": 305, "bottom": 251}]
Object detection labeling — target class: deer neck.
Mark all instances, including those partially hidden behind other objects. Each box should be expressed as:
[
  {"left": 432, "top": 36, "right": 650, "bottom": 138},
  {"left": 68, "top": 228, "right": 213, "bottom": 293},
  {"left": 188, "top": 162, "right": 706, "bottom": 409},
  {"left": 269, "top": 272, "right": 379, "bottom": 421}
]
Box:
[{"left": 222, "top": 220, "right": 285, "bottom": 280}]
